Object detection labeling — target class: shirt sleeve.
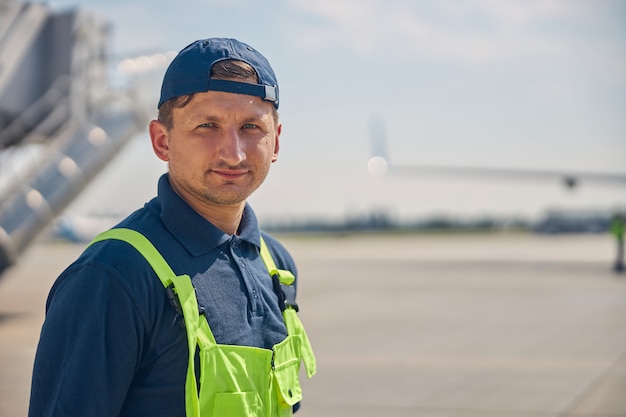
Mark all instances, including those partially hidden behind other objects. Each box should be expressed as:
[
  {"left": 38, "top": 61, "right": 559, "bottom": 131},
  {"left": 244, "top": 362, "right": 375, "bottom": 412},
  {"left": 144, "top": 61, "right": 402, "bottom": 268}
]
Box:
[{"left": 29, "top": 261, "right": 145, "bottom": 417}]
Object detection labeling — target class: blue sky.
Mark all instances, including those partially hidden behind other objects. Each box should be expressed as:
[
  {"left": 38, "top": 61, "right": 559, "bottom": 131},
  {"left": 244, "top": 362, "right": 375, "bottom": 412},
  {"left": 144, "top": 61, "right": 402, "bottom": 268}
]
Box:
[{"left": 49, "top": 0, "right": 626, "bottom": 222}]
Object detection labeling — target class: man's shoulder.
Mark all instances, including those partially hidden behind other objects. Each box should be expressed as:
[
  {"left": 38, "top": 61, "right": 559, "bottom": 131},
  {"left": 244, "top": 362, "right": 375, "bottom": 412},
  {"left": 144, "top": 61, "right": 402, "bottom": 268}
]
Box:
[{"left": 56, "top": 206, "right": 169, "bottom": 296}]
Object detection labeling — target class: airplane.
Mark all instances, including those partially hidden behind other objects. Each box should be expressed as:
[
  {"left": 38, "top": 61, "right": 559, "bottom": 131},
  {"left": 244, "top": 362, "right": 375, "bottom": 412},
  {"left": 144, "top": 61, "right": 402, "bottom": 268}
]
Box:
[{"left": 367, "top": 113, "right": 626, "bottom": 190}]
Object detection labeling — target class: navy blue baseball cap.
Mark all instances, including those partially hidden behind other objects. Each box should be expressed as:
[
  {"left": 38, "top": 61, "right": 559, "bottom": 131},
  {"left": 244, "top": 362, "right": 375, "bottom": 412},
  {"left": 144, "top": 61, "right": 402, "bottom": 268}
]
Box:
[{"left": 158, "top": 38, "right": 279, "bottom": 109}]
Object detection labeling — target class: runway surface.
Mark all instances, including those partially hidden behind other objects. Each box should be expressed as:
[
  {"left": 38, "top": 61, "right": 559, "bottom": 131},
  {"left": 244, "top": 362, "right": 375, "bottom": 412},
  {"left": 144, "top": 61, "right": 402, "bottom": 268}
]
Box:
[{"left": 1, "top": 232, "right": 625, "bottom": 417}]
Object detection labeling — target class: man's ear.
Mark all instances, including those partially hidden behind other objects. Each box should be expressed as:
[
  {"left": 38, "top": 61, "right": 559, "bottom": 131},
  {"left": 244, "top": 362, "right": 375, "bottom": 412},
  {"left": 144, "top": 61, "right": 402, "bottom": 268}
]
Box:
[
  {"left": 149, "top": 120, "right": 170, "bottom": 162},
  {"left": 272, "top": 123, "right": 281, "bottom": 163}
]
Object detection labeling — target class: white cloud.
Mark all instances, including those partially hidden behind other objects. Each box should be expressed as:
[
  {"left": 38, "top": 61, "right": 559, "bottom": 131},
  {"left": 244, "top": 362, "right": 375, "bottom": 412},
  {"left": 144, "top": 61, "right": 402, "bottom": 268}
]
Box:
[
  {"left": 453, "top": 0, "right": 584, "bottom": 28},
  {"left": 288, "top": 0, "right": 619, "bottom": 72}
]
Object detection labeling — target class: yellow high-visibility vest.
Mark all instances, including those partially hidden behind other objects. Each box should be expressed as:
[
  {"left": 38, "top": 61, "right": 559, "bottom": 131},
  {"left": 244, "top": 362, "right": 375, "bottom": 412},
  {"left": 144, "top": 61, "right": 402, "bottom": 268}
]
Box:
[{"left": 90, "top": 228, "right": 316, "bottom": 417}]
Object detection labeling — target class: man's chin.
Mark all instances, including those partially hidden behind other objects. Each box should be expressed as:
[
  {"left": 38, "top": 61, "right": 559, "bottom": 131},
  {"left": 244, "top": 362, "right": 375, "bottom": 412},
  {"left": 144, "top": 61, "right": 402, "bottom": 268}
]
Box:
[{"left": 203, "top": 188, "right": 252, "bottom": 206}]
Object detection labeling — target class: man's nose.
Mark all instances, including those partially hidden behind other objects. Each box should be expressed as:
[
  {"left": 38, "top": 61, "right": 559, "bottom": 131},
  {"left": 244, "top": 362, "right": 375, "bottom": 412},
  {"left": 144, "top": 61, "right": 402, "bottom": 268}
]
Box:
[{"left": 218, "top": 128, "right": 246, "bottom": 165}]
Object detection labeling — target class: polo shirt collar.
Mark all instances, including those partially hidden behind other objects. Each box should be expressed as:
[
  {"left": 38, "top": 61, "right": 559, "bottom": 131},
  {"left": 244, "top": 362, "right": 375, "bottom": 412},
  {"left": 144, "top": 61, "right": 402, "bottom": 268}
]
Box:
[{"left": 157, "top": 174, "right": 262, "bottom": 256}]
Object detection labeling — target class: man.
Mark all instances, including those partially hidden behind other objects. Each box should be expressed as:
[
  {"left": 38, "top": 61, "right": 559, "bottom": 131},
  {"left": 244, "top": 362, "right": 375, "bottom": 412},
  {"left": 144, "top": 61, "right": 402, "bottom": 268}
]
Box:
[{"left": 29, "top": 38, "right": 315, "bottom": 417}]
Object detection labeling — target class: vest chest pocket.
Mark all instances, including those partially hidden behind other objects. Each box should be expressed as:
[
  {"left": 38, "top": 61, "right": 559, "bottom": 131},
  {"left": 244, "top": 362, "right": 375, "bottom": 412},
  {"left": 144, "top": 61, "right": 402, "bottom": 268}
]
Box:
[
  {"left": 199, "top": 345, "right": 272, "bottom": 416},
  {"left": 272, "top": 336, "right": 303, "bottom": 407},
  {"left": 212, "top": 391, "right": 263, "bottom": 416}
]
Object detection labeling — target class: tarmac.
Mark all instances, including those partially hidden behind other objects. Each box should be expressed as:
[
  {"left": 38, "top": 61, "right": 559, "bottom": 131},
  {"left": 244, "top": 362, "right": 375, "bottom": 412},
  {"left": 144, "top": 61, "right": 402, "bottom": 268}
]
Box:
[{"left": 1, "top": 232, "right": 625, "bottom": 417}]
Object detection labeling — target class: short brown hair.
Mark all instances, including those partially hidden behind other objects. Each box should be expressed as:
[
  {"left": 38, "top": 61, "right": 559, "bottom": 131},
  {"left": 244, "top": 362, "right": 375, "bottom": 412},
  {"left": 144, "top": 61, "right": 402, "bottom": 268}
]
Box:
[{"left": 157, "top": 60, "right": 278, "bottom": 129}]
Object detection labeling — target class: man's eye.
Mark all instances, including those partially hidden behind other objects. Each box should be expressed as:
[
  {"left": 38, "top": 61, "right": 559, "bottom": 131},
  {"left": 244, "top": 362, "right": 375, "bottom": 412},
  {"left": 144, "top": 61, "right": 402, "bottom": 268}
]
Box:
[
  {"left": 198, "top": 122, "right": 215, "bottom": 128},
  {"left": 242, "top": 123, "right": 258, "bottom": 129}
]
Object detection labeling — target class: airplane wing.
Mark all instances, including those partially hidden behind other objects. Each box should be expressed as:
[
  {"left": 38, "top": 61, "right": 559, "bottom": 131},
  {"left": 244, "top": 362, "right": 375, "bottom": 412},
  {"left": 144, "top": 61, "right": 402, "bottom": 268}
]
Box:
[{"left": 367, "top": 114, "right": 626, "bottom": 188}]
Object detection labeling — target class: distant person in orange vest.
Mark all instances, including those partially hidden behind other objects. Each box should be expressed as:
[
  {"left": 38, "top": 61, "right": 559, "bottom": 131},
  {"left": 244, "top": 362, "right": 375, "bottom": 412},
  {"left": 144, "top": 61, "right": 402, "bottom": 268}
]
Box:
[{"left": 611, "top": 212, "right": 625, "bottom": 272}]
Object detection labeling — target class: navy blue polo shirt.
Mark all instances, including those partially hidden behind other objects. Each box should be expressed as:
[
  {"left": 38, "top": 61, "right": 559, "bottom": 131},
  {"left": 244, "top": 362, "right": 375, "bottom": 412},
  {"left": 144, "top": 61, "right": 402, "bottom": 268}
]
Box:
[{"left": 29, "top": 174, "right": 297, "bottom": 417}]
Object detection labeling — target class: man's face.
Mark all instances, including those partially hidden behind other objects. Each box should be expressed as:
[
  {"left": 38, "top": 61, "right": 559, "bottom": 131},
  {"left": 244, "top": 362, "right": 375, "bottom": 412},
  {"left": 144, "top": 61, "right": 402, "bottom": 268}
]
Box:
[{"left": 150, "top": 89, "right": 281, "bottom": 211}]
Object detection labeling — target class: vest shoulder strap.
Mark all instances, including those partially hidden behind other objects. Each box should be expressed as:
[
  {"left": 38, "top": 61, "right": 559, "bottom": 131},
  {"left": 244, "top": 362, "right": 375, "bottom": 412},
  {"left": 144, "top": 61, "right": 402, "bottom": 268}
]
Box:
[
  {"left": 260, "top": 236, "right": 299, "bottom": 312},
  {"left": 89, "top": 228, "right": 176, "bottom": 288},
  {"left": 260, "top": 236, "right": 316, "bottom": 377}
]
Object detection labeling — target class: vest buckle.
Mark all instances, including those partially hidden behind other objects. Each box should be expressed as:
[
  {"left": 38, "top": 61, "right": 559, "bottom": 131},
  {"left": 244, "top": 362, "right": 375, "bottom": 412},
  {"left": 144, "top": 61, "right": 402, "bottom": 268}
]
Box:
[{"left": 271, "top": 273, "right": 299, "bottom": 312}]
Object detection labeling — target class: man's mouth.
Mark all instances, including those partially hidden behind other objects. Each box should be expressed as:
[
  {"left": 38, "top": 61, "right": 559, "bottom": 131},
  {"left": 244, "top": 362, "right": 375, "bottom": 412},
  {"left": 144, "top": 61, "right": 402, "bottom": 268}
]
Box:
[{"left": 212, "top": 169, "right": 248, "bottom": 180}]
